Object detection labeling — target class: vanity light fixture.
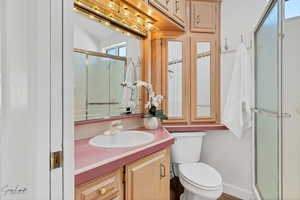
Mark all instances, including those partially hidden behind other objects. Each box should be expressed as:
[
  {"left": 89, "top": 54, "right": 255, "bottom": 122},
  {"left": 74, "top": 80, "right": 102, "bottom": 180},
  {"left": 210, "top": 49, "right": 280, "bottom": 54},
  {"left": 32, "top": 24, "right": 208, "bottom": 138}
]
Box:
[{"left": 74, "top": 0, "right": 157, "bottom": 38}]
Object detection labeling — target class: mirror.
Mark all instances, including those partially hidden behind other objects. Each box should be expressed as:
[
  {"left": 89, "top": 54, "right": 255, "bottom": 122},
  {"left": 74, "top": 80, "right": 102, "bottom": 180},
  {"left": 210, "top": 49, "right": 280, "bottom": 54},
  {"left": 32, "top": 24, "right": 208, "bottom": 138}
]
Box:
[
  {"left": 167, "top": 41, "right": 183, "bottom": 118},
  {"left": 196, "top": 42, "right": 211, "bottom": 117},
  {"left": 74, "top": 12, "right": 142, "bottom": 122}
]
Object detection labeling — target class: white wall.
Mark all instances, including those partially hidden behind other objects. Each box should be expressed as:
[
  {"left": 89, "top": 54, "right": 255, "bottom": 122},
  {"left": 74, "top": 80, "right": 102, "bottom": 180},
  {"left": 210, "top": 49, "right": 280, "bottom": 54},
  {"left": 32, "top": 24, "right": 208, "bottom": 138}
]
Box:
[
  {"left": 74, "top": 13, "right": 102, "bottom": 51},
  {"left": 282, "top": 16, "right": 300, "bottom": 200},
  {"left": 200, "top": 0, "right": 268, "bottom": 199}
]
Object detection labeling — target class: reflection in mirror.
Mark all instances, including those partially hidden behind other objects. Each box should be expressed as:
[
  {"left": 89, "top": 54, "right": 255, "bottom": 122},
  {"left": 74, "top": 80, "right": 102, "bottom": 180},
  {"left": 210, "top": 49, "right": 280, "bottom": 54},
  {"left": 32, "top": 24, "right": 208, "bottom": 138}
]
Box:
[
  {"left": 73, "top": 12, "right": 142, "bottom": 122},
  {"left": 167, "top": 41, "right": 183, "bottom": 118},
  {"left": 196, "top": 42, "right": 211, "bottom": 117},
  {"left": 74, "top": 52, "right": 87, "bottom": 121},
  {"left": 87, "top": 55, "right": 110, "bottom": 120}
]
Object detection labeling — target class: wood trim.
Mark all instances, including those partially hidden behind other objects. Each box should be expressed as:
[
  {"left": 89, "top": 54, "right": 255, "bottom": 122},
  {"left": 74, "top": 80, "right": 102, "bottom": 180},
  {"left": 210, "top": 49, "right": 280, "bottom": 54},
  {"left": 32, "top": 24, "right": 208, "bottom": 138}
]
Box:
[
  {"left": 74, "top": 113, "right": 143, "bottom": 126},
  {"left": 164, "top": 124, "right": 228, "bottom": 132},
  {"left": 141, "top": 32, "right": 152, "bottom": 113},
  {"left": 151, "top": 38, "right": 163, "bottom": 96},
  {"left": 151, "top": 30, "right": 185, "bottom": 40}
]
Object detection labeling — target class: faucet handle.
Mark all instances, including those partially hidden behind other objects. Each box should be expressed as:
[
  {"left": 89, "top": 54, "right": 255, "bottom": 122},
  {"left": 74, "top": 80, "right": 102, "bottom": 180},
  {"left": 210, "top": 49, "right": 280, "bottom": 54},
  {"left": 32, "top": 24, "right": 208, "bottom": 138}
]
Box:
[{"left": 111, "top": 120, "right": 122, "bottom": 127}]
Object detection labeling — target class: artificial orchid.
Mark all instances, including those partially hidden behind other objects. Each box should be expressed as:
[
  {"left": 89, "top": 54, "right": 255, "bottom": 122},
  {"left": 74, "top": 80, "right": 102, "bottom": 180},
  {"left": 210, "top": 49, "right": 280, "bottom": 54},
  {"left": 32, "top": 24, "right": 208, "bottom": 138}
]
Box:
[{"left": 133, "top": 80, "right": 168, "bottom": 120}]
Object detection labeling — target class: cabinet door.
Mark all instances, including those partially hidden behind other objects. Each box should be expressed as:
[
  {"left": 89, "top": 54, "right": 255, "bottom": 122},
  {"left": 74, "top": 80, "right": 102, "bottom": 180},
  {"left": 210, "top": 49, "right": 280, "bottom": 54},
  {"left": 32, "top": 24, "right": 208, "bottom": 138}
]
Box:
[
  {"left": 172, "top": 0, "right": 185, "bottom": 26},
  {"left": 190, "top": 36, "right": 220, "bottom": 123},
  {"left": 162, "top": 38, "right": 189, "bottom": 124},
  {"left": 149, "top": 0, "right": 172, "bottom": 16},
  {"left": 190, "top": 0, "right": 217, "bottom": 33},
  {"left": 125, "top": 148, "right": 170, "bottom": 200}
]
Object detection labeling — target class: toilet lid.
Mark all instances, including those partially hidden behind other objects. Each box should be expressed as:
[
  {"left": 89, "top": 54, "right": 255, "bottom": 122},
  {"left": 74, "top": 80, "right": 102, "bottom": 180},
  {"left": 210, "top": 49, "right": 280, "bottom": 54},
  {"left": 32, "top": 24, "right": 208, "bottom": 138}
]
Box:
[{"left": 179, "top": 163, "right": 222, "bottom": 189}]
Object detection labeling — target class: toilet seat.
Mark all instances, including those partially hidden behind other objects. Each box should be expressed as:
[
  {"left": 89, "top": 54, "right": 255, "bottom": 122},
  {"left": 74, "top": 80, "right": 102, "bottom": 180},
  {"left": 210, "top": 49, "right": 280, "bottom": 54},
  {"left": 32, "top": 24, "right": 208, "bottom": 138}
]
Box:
[{"left": 179, "top": 162, "right": 222, "bottom": 191}]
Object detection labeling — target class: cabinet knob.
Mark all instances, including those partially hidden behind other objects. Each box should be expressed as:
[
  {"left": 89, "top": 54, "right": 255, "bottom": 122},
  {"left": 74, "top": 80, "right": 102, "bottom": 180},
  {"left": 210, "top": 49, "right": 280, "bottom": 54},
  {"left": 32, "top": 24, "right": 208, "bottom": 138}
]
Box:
[
  {"left": 166, "top": 0, "right": 169, "bottom": 5},
  {"left": 196, "top": 15, "right": 201, "bottom": 24},
  {"left": 175, "top": 0, "right": 179, "bottom": 12},
  {"left": 160, "top": 163, "right": 166, "bottom": 178},
  {"left": 99, "top": 187, "right": 107, "bottom": 195}
]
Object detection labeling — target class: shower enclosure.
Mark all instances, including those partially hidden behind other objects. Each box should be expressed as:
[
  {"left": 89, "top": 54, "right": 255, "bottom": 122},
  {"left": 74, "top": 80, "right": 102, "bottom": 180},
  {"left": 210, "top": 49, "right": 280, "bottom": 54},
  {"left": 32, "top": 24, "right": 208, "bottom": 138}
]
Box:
[
  {"left": 73, "top": 49, "right": 126, "bottom": 121},
  {"left": 254, "top": 0, "right": 300, "bottom": 199}
]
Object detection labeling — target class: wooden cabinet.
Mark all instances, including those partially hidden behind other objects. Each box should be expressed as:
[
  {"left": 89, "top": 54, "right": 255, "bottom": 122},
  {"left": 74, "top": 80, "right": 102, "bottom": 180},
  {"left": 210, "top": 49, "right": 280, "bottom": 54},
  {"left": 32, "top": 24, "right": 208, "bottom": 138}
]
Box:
[
  {"left": 152, "top": 0, "right": 221, "bottom": 125},
  {"left": 125, "top": 148, "right": 170, "bottom": 200},
  {"left": 149, "top": 0, "right": 172, "bottom": 16},
  {"left": 149, "top": 0, "right": 185, "bottom": 27},
  {"left": 75, "top": 148, "right": 170, "bottom": 200},
  {"left": 190, "top": 0, "right": 218, "bottom": 33},
  {"left": 75, "top": 169, "right": 123, "bottom": 200},
  {"left": 172, "top": 0, "right": 185, "bottom": 26}
]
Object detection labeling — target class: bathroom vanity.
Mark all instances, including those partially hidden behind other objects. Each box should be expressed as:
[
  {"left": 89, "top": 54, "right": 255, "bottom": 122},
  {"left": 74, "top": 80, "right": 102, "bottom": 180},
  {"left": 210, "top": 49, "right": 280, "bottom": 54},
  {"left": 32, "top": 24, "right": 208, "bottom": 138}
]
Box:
[
  {"left": 75, "top": 128, "right": 174, "bottom": 200},
  {"left": 73, "top": 0, "right": 223, "bottom": 199}
]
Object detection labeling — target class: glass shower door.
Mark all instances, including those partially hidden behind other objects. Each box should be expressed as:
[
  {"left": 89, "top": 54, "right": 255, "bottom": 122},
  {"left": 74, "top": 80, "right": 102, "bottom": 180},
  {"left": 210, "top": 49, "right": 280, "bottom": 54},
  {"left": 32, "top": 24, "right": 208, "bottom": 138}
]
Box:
[{"left": 255, "top": 0, "right": 282, "bottom": 199}]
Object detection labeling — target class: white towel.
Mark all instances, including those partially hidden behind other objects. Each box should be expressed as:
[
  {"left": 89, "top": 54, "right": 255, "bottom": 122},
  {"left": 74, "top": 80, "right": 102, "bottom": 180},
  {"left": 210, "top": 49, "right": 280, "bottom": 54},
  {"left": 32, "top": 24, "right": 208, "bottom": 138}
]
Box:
[
  {"left": 223, "top": 43, "right": 253, "bottom": 139},
  {"left": 121, "top": 60, "right": 136, "bottom": 108}
]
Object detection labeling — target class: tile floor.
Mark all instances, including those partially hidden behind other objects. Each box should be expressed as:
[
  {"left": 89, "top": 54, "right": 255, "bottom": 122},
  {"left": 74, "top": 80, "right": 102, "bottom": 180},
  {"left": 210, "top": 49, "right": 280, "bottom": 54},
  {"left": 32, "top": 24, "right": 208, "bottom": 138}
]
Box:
[{"left": 170, "top": 177, "right": 241, "bottom": 200}]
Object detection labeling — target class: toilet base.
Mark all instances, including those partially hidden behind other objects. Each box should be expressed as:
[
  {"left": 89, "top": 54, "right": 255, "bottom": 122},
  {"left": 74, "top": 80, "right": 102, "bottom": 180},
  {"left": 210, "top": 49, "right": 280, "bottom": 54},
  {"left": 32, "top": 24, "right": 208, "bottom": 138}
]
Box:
[{"left": 180, "top": 190, "right": 219, "bottom": 200}]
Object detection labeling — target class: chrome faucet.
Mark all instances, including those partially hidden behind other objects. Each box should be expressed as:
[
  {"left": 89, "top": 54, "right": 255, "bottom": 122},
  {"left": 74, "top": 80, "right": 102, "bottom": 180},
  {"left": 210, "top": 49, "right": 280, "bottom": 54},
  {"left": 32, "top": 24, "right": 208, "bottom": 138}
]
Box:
[{"left": 104, "top": 120, "right": 124, "bottom": 135}]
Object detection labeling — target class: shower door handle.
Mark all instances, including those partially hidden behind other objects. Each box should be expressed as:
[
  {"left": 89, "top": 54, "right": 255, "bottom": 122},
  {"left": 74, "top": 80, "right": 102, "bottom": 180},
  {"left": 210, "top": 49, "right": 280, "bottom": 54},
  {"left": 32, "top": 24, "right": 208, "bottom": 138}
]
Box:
[{"left": 252, "top": 108, "right": 291, "bottom": 118}]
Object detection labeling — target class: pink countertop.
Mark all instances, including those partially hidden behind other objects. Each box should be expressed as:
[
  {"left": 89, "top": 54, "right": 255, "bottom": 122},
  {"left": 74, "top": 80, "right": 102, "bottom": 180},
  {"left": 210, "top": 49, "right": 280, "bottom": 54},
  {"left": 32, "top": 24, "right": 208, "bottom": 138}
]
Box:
[{"left": 75, "top": 127, "right": 174, "bottom": 185}]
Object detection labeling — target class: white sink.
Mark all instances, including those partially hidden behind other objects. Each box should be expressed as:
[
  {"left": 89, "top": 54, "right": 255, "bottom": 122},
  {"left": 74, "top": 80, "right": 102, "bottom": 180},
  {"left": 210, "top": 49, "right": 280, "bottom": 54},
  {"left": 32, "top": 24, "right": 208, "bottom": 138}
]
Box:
[{"left": 89, "top": 130, "right": 155, "bottom": 148}]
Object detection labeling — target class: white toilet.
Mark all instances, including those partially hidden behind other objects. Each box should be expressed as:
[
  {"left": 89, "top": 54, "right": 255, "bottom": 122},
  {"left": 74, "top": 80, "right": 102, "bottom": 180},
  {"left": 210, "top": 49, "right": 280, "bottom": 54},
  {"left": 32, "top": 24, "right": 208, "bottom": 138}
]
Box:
[{"left": 171, "top": 132, "right": 223, "bottom": 200}]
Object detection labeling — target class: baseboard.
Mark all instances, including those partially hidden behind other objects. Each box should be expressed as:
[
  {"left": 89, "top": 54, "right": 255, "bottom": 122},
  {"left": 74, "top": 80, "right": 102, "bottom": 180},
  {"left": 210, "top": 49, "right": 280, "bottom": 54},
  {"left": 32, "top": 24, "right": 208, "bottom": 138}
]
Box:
[
  {"left": 252, "top": 186, "right": 261, "bottom": 200},
  {"left": 223, "top": 182, "right": 254, "bottom": 200}
]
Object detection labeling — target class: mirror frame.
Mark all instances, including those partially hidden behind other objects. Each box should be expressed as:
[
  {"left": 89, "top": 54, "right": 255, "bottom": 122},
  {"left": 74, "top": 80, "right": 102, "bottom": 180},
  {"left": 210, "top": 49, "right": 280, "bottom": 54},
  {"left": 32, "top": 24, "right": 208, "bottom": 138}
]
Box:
[{"left": 73, "top": 44, "right": 146, "bottom": 125}]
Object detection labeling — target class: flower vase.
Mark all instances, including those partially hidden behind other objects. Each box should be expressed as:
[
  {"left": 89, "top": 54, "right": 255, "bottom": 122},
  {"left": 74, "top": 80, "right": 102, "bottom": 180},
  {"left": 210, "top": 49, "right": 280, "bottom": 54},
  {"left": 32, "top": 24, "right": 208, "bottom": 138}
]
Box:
[{"left": 143, "top": 117, "right": 160, "bottom": 130}]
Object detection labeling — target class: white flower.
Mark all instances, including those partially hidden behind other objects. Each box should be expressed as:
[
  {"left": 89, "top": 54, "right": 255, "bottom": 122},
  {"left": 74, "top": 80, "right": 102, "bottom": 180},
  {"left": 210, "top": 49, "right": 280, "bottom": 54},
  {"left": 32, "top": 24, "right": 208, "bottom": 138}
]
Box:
[
  {"left": 134, "top": 80, "right": 164, "bottom": 109},
  {"left": 151, "top": 95, "right": 163, "bottom": 107}
]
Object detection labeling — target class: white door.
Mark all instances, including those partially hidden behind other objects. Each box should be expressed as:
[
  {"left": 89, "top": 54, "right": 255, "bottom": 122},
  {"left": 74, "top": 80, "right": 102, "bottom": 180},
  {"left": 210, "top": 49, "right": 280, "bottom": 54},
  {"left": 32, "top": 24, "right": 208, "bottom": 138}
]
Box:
[{"left": 0, "top": 0, "right": 74, "bottom": 199}]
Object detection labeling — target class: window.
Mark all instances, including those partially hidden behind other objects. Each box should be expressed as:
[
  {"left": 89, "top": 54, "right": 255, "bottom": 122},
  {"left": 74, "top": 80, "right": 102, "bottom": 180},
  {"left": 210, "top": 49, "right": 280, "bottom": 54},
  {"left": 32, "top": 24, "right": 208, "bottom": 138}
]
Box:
[
  {"left": 106, "top": 48, "right": 118, "bottom": 56},
  {"left": 285, "top": 0, "right": 300, "bottom": 19},
  {"left": 104, "top": 43, "right": 127, "bottom": 57}
]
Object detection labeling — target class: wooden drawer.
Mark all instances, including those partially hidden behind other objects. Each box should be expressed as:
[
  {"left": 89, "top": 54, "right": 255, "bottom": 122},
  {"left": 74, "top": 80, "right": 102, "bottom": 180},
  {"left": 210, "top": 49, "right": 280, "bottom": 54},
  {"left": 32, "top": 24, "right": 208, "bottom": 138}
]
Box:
[{"left": 76, "top": 169, "right": 123, "bottom": 200}]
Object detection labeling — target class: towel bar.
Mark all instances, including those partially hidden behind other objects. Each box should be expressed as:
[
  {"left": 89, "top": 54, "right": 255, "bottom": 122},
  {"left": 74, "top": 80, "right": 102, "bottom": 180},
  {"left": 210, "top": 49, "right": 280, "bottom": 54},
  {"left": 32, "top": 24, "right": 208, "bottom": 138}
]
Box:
[{"left": 251, "top": 108, "right": 291, "bottom": 118}]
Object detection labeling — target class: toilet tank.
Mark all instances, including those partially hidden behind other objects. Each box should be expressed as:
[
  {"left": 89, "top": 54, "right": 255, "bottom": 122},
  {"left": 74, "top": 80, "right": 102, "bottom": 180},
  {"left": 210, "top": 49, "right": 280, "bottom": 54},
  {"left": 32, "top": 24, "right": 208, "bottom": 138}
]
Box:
[{"left": 171, "top": 132, "right": 206, "bottom": 164}]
